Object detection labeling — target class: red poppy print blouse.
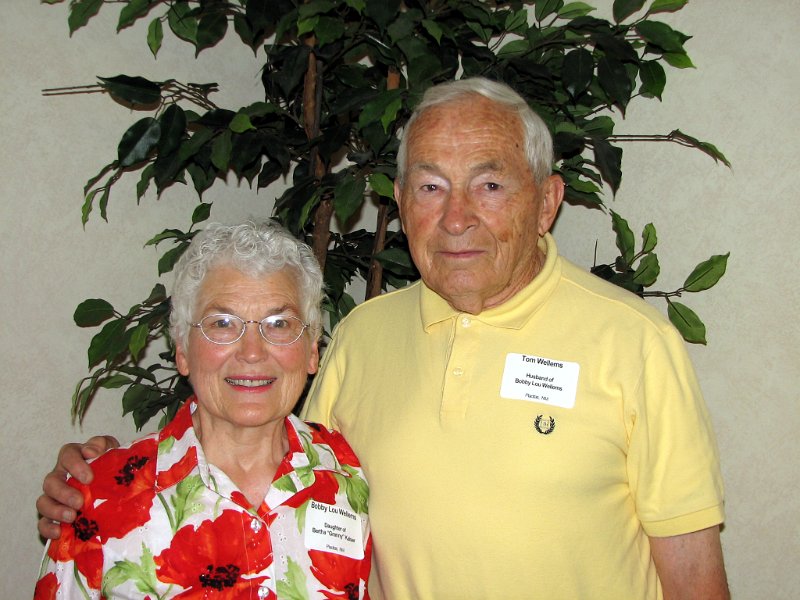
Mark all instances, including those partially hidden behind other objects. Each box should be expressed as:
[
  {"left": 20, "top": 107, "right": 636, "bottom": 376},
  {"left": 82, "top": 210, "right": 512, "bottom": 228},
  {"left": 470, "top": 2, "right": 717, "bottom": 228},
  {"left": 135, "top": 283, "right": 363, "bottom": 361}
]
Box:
[{"left": 34, "top": 398, "right": 371, "bottom": 600}]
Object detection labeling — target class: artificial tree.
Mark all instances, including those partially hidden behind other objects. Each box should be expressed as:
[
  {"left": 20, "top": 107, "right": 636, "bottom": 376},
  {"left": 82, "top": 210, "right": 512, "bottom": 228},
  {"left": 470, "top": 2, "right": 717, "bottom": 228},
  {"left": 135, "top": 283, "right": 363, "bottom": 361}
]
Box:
[{"left": 45, "top": 0, "right": 730, "bottom": 428}]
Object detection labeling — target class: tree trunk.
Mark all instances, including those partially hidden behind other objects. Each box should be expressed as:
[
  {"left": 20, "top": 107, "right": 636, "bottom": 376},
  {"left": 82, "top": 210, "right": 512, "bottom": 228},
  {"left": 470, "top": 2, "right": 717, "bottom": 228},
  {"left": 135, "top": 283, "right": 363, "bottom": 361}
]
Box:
[
  {"left": 303, "top": 34, "right": 332, "bottom": 272},
  {"left": 365, "top": 68, "right": 401, "bottom": 300}
]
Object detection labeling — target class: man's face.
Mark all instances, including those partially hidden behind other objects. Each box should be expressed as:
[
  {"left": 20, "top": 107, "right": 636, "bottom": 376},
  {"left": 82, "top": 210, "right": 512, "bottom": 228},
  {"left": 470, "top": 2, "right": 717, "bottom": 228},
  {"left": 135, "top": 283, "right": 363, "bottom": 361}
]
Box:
[{"left": 396, "top": 95, "right": 563, "bottom": 314}]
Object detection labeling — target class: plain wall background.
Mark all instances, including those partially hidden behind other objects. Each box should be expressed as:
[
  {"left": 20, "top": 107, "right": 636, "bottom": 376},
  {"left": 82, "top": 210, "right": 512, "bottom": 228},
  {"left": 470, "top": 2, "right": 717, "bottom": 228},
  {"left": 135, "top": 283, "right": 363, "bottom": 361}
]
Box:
[{"left": 2, "top": 1, "right": 797, "bottom": 598}]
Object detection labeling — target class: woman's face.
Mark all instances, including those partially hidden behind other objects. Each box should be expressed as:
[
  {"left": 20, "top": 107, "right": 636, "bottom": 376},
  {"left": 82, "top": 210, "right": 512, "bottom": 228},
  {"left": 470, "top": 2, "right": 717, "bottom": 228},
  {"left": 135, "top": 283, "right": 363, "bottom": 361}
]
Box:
[{"left": 175, "top": 265, "right": 319, "bottom": 431}]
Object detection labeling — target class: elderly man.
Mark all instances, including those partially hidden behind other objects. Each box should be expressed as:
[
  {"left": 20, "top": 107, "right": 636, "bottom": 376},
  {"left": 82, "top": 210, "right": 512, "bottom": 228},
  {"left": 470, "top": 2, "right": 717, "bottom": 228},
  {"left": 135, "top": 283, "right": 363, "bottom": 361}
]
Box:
[{"left": 39, "top": 78, "right": 728, "bottom": 599}]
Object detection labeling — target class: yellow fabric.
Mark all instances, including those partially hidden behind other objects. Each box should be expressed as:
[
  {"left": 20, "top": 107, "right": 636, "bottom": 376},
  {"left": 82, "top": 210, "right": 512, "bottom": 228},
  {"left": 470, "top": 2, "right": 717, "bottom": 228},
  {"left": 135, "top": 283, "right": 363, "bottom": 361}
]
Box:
[{"left": 303, "top": 234, "right": 724, "bottom": 600}]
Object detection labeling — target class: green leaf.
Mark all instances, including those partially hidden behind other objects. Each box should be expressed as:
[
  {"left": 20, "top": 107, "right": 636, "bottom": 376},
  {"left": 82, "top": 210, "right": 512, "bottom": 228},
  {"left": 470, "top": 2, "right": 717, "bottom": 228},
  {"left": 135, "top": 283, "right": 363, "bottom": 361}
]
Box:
[
  {"left": 558, "top": 2, "right": 596, "bottom": 19},
  {"left": 639, "top": 60, "right": 666, "bottom": 99},
  {"left": 597, "top": 57, "right": 633, "bottom": 110},
  {"left": 158, "top": 242, "right": 190, "bottom": 276},
  {"left": 147, "top": 18, "right": 163, "bottom": 57},
  {"left": 663, "top": 51, "right": 694, "bottom": 69},
  {"left": 87, "top": 319, "right": 128, "bottom": 368},
  {"left": 192, "top": 202, "right": 212, "bottom": 224},
  {"left": 313, "top": 16, "right": 345, "bottom": 46},
  {"left": 562, "top": 48, "right": 594, "bottom": 98},
  {"left": 592, "top": 138, "right": 623, "bottom": 192},
  {"left": 421, "top": 19, "right": 443, "bottom": 44},
  {"left": 636, "top": 20, "right": 686, "bottom": 53},
  {"left": 117, "top": 0, "right": 151, "bottom": 31},
  {"left": 334, "top": 174, "right": 367, "bottom": 224},
  {"left": 276, "top": 557, "right": 311, "bottom": 600},
  {"left": 683, "top": 253, "right": 729, "bottom": 292},
  {"left": 197, "top": 12, "right": 228, "bottom": 51},
  {"left": 535, "top": 0, "right": 564, "bottom": 22},
  {"left": 211, "top": 130, "right": 233, "bottom": 171},
  {"left": 375, "top": 247, "right": 414, "bottom": 270},
  {"left": 129, "top": 323, "right": 149, "bottom": 361},
  {"left": 118, "top": 118, "right": 161, "bottom": 168},
  {"left": 641, "top": 222, "right": 657, "bottom": 253},
  {"left": 230, "top": 112, "right": 256, "bottom": 133},
  {"left": 368, "top": 173, "right": 394, "bottom": 199},
  {"left": 612, "top": 0, "right": 646, "bottom": 23},
  {"left": 632, "top": 253, "right": 659, "bottom": 286},
  {"left": 340, "top": 465, "right": 369, "bottom": 514},
  {"left": 81, "top": 188, "right": 101, "bottom": 225},
  {"left": 611, "top": 211, "right": 635, "bottom": 265},
  {"left": 167, "top": 1, "right": 198, "bottom": 44},
  {"left": 99, "top": 374, "right": 133, "bottom": 390},
  {"left": 669, "top": 130, "right": 731, "bottom": 167},
  {"left": 497, "top": 39, "right": 531, "bottom": 60},
  {"left": 158, "top": 104, "right": 187, "bottom": 156},
  {"left": 98, "top": 75, "right": 161, "bottom": 106},
  {"left": 649, "top": 0, "right": 688, "bottom": 14},
  {"left": 74, "top": 298, "right": 115, "bottom": 327},
  {"left": 668, "top": 301, "right": 706, "bottom": 344},
  {"left": 68, "top": 0, "right": 102, "bottom": 34}
]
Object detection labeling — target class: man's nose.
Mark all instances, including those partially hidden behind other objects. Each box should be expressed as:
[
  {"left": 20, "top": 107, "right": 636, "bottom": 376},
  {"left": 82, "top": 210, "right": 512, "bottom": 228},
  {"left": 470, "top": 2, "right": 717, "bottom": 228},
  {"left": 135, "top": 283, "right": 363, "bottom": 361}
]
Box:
[{"left": 439, "top": 189, "right": 478, "bottom": 234}]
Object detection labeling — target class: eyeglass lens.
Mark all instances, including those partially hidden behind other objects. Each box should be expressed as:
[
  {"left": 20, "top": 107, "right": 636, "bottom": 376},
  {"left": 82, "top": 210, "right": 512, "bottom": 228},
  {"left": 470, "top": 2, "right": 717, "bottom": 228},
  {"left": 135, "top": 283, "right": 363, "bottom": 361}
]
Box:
[{"left": 198, "top": 314, "right": 306, "bottom": 345}]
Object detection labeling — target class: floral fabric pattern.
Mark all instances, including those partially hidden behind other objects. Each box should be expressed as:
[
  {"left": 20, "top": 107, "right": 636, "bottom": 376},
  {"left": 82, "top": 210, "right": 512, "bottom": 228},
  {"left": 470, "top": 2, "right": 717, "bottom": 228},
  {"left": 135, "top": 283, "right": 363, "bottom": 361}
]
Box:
[{"left": 35, "top": 399, "right": 371, "bottom": 600}]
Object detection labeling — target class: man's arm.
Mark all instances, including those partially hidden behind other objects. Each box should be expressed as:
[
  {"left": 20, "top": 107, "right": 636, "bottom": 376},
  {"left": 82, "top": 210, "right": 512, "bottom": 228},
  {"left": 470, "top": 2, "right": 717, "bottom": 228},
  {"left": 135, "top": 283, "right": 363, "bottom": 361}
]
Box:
[
  {"left": 649, "top": 525, "right": 730, "bottom": 600},
  {"left": 36, "top": 436, "right": 120, "bottom": 539}
]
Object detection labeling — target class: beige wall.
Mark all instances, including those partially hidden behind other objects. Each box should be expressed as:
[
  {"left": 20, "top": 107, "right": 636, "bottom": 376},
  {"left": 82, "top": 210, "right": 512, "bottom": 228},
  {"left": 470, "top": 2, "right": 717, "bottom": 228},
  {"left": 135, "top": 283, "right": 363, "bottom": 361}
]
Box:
[{"left": 1, "top": 1, "right": 797, "bottom": 598}]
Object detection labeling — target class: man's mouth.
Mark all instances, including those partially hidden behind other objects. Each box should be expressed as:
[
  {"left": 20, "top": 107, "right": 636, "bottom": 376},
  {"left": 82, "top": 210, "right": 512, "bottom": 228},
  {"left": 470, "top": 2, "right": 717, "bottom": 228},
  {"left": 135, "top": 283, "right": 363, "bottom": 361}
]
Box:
[{"left": 225, "top": 377, "right": 276, "bottom": 387}]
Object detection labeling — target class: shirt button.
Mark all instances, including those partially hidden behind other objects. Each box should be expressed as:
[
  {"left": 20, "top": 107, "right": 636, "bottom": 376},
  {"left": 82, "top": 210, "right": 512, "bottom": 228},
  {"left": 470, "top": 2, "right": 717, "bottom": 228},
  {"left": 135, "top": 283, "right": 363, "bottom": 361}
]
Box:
[
  {"left": 258, "top": 584, "right": 270, "bottom": 598},
  {"left": 453, "top": 367, "right": 464, "bottom": 376},
  {"left": 250, "top": 519, "right": 263, "bottom": 533},
  {"left": 461, "top": 316, "right": 471, "bottom": 327}
]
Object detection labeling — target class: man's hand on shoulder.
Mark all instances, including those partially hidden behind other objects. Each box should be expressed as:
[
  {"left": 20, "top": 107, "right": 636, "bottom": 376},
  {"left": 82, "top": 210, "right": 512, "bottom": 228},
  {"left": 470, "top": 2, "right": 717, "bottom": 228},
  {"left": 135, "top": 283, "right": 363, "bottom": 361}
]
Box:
[{"left": 36, "top": 436, "right": 120, "bottom": 540}]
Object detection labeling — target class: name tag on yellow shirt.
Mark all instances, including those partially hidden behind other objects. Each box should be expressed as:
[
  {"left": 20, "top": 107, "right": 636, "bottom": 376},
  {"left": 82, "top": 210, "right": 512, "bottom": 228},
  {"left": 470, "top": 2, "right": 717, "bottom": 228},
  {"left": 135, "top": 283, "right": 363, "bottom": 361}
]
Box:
[{"left": 500, "top": 353, "right": 580, "bottom": 409}]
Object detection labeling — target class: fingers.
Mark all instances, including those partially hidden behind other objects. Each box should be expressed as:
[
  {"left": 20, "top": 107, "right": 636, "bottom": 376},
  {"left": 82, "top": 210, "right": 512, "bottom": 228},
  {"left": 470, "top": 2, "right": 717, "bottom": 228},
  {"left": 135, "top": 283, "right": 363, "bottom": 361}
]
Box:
[
  {"left": 80, "top": 435, "right": 120, "bottom": 461},
  {"left": 37, "top": 515, "right": 63, "bottom": 541},
  {"left": 36, "top": 437, "right": 120, "bottom": 541}
]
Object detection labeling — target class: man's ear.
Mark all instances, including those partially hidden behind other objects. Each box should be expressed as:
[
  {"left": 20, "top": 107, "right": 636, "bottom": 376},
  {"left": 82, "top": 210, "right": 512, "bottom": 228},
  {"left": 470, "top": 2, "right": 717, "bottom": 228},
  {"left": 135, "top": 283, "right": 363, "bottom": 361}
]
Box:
[
  {"left": 538, "top": 175, "right": 565, "bottom": 236},
  {"left": 394, "top": 179, "right": 406, "bottom": 233}
]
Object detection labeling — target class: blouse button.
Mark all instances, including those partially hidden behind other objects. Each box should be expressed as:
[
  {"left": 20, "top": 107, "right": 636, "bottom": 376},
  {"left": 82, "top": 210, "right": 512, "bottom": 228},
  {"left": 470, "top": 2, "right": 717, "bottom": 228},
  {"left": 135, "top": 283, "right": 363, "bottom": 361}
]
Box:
[
  {"left": 258, "top": 584, "right": 270, "bottom": 598},
  {"left": 250, "top": 519, "right": 263, "bottom": 533}
]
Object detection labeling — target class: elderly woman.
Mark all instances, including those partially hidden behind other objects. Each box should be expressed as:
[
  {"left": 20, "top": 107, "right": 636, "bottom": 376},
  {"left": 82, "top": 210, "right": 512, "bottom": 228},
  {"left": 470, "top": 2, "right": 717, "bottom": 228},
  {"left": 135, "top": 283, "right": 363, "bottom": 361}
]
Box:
[{"left": 34, "top": 221, "right": 371, "bottom": 599}]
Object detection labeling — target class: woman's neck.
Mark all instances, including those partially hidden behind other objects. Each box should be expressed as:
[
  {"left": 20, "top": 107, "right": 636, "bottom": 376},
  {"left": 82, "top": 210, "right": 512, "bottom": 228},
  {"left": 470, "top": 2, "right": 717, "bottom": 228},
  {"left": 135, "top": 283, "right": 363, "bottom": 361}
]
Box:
[{"left": 192, "top": 411, "right": 289, "bottom": 508}]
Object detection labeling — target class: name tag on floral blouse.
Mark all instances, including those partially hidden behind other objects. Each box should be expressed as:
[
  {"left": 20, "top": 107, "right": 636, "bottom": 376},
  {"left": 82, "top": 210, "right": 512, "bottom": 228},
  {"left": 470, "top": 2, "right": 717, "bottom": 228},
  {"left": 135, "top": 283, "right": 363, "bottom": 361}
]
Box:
[{"left": 305, "top": 499, "right": 364, "bottom": 559}]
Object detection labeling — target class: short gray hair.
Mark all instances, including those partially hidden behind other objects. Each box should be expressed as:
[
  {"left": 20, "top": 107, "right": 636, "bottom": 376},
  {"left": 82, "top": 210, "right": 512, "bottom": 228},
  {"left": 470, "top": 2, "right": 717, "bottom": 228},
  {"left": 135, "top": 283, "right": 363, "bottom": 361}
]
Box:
[
  {"left": 396, "top": 77, "right": 554, "bottom": 186},
  {"left": 169, "top": 220, "right": 324, "bottom": 348}
]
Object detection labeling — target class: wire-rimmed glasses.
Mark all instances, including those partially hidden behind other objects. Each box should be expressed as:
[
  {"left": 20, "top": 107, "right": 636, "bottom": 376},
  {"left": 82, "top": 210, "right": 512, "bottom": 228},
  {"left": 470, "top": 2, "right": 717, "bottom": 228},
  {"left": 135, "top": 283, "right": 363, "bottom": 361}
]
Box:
[{"left": 191, "top": 313, "right": 309, "bottom": 346}]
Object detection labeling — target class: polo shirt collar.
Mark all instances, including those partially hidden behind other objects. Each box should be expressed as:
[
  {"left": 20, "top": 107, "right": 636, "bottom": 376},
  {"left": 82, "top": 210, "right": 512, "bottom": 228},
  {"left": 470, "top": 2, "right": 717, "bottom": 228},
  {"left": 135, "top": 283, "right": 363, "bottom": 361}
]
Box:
[{"left": 419, "top": 233, "right": 561, "bottom": 330}]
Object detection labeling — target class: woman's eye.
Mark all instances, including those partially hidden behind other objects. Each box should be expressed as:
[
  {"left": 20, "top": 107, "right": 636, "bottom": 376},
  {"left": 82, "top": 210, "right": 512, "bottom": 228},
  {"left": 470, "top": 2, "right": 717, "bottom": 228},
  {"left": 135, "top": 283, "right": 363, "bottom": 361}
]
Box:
[
  {"left": 485, "top": 182, "right": 501, "bottom": 191},
  {"left": 210, "top": 316, "right": 235, "bottom": 329},
  {"left": 421, "top": 184, "right": 438, "bottom": 192},
  {"left": 265, "top": 316, "right": 290, "bottom": 329}
]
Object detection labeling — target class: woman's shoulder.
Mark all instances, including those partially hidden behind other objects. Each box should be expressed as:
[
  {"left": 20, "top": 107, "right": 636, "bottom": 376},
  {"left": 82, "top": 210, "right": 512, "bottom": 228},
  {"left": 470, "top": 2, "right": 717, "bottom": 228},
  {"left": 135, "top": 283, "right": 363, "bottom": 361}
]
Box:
[
  {"left": 290, "top": 415, "right": 361, "bottom": 469},
  {"left": 75, "top": 432, "right": 160, "bottom": 491}
]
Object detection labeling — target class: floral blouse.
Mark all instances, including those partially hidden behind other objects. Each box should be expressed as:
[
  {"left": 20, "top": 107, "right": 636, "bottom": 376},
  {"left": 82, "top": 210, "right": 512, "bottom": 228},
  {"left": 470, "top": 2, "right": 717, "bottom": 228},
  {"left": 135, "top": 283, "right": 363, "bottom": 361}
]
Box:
[{"left": 35, "top": 399, "right": 371, "bottom": 600}]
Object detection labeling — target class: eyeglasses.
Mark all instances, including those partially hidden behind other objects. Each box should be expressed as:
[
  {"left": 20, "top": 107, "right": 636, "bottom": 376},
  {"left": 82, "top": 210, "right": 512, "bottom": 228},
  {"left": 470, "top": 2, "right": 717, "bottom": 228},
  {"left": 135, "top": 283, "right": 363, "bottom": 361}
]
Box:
[{"left": 191, "top": 314, "right": 309, "bottom": 346}]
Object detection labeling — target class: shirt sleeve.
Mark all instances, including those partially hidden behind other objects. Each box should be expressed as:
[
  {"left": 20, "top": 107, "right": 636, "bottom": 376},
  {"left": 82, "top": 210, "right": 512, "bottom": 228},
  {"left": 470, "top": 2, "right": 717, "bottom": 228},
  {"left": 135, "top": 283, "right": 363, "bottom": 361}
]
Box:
[
  {"left": 301, "top": 323, "right": 346, "bottom": 429},
  {"left": 626, "top": 324, "right": 725, "bottom": 537}
]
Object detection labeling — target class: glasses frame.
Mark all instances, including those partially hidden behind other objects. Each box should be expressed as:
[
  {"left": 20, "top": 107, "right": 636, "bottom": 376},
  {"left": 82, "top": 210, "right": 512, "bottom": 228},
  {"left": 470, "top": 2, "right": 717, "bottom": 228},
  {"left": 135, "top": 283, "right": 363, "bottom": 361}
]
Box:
[{"left": 191, "top": 313, "right": 309, "bottom": 346}]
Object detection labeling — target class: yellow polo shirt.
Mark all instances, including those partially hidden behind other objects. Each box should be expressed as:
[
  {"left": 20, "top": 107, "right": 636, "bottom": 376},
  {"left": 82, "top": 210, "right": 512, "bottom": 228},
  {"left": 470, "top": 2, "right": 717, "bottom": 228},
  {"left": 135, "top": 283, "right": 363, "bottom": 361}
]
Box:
[{"left": 303, "top": 234, "right": 724, "bottom": 600}]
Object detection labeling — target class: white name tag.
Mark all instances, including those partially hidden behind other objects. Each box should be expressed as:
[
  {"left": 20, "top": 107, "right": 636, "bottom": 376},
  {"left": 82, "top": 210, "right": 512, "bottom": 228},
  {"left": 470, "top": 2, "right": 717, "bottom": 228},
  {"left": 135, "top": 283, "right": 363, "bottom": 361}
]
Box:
[
  {"left": 499, "top": 353, "right": 580, "bottom": 409},
  {"left": 304, "top": 499, "right": 364, "bottom": 559}
]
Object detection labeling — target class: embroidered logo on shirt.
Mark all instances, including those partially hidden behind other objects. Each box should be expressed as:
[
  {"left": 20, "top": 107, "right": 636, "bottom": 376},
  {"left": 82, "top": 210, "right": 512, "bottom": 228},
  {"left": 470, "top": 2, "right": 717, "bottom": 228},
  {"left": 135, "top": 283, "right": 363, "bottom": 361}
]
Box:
[{"left": 534, "top": 415, "right": 556, "bottom": 435}]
